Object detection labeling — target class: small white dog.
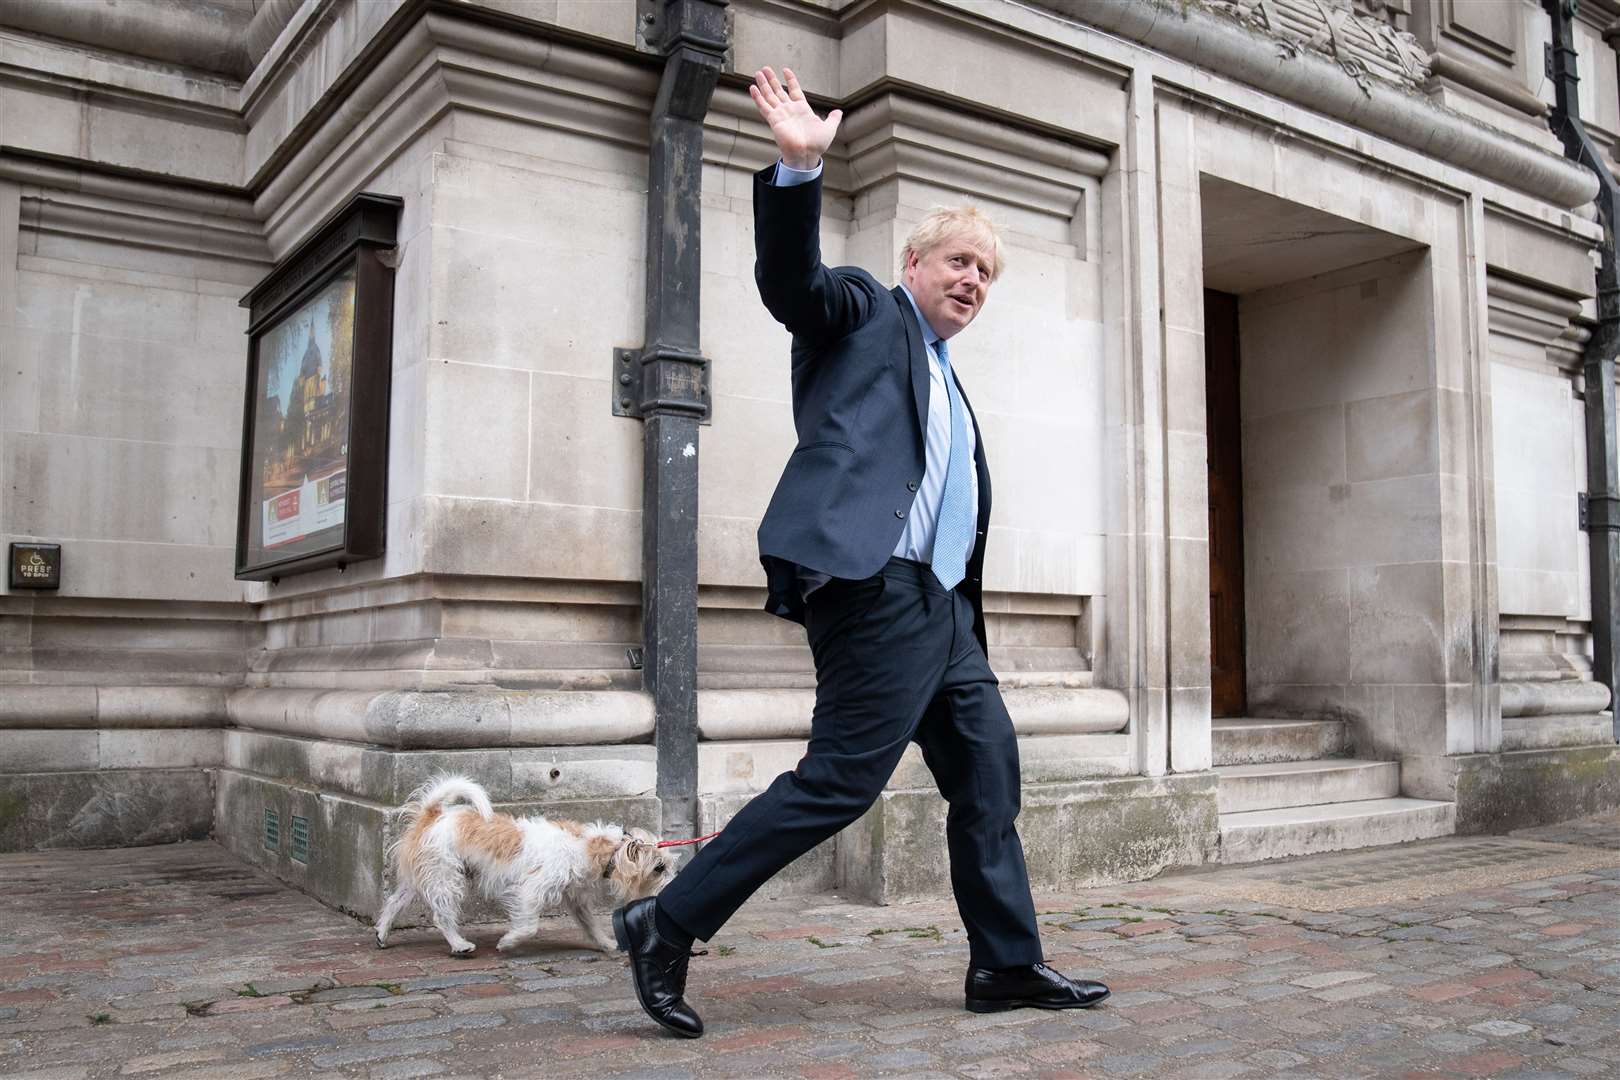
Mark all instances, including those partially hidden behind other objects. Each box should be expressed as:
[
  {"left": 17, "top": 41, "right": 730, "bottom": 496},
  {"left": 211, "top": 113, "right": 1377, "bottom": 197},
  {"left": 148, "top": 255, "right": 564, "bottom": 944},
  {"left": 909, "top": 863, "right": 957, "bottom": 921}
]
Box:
[{"left": 373, "top": 775, "right": 674, "bottom": 956}]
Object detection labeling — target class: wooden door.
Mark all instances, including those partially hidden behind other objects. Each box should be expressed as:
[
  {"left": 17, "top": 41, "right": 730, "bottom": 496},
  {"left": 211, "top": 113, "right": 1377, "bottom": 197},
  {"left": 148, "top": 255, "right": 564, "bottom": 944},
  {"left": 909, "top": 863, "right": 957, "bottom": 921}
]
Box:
[{"left": 1205, "top": 290, "right": 1247, "bottom": 717}]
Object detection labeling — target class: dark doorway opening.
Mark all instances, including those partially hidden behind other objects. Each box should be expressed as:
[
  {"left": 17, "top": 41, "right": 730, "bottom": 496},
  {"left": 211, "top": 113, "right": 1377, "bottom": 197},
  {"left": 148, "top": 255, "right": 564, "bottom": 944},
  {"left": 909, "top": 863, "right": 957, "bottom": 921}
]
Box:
[{"left": 1205, "top": 289, "right": 1247, "bottom": 717}]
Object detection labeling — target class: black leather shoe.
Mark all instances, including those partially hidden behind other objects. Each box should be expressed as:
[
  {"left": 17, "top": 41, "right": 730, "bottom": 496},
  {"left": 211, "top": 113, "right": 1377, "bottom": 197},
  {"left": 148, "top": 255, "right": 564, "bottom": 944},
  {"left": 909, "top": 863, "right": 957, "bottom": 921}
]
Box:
[
  {"left": 613, "top": 898, "right": 703, "bottom": 1038},
  {"left": 964, "top": 963, "right": 1110, "bottom": 1013}
]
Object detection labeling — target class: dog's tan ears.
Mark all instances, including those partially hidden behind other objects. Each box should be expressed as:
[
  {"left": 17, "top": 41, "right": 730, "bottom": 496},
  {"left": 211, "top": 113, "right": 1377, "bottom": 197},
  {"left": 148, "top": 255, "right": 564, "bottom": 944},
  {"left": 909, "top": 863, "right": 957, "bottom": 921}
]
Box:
[{"left": 624, "top": 837, "right": 652, "bottom": 860}]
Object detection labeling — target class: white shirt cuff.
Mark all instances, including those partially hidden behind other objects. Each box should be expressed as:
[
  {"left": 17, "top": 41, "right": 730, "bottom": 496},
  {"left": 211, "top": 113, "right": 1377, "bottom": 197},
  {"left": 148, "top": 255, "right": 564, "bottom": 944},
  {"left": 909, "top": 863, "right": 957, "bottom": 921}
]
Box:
[{"left": 772, "top": 160, "right": 823, "bottom": 186}]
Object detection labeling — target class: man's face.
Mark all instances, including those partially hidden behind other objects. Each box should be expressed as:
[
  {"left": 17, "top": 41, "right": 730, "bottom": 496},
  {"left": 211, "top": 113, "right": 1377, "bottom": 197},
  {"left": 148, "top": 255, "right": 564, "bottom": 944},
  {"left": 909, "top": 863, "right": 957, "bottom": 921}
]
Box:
[{"left": 902, "top": 235, "right": 995, "bottom": 340}]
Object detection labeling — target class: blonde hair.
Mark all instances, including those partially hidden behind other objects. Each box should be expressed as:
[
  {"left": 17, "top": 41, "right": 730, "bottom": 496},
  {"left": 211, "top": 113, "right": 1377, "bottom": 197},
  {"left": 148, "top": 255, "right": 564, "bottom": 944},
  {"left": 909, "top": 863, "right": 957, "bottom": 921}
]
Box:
[{"left": 900, "top": 206, "right": 1006, "bottom": 281}]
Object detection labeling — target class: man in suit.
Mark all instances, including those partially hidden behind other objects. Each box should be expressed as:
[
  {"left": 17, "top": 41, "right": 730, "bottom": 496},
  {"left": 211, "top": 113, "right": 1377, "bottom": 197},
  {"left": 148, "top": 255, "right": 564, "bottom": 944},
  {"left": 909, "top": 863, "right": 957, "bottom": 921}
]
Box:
[{"left": 613, "top": 66, "right": 1109, "bottom": 1039}]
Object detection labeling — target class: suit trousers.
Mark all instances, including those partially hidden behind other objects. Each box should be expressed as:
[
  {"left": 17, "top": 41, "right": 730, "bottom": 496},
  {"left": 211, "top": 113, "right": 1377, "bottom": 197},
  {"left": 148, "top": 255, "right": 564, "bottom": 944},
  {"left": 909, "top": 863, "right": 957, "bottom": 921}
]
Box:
[{"left": 656, "top": 557, "right": 1044, "bottom": 969}]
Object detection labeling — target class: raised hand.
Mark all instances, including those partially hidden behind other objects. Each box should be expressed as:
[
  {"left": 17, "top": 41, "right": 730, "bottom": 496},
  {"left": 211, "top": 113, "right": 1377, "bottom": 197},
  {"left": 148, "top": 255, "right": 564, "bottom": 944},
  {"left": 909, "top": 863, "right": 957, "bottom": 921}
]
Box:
[{"left": 749, "top": 66, "right": 842, "bottom": 172}]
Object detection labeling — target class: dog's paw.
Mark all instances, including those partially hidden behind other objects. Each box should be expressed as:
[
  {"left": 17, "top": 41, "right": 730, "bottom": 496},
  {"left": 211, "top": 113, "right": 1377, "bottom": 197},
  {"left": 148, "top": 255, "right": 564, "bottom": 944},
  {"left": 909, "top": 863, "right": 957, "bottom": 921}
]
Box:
[
  {"left": 449, "top": 944, "right": 477, "bottom": 958},
  {"left": 374, "top": 934, "right": 388, "bottom": 950}
]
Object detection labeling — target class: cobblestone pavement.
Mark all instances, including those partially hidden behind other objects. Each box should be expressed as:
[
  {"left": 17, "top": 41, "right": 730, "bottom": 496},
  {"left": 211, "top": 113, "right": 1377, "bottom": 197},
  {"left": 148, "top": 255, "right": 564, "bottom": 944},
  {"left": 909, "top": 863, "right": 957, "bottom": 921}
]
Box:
[{"left": 2, "top": 813, "right": 1618, "bottom": 1080}]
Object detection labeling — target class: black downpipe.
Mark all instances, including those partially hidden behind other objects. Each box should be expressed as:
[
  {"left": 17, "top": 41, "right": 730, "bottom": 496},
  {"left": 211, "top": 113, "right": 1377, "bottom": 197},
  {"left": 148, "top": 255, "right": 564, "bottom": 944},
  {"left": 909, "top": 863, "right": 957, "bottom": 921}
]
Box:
[
  {"left": 619, "top": 0, "right": 727, "bottom": 839},
  {"left": 1544, "top": 0, "right": 1620, "bottom": 738}
]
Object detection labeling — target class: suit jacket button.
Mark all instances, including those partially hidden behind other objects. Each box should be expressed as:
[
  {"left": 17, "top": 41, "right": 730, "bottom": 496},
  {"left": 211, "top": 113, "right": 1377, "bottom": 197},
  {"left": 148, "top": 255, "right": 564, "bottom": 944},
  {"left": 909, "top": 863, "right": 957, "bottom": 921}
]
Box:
[
  {"left": 907, "top": 481, "right": 918, "bottom": 492},
  {"left": 894, "top": 509, "right": 905, "bottom": 518}
]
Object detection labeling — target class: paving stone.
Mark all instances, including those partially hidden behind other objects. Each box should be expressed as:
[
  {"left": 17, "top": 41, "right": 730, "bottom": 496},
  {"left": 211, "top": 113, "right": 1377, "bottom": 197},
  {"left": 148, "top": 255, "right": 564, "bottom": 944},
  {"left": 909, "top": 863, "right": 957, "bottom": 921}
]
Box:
[
  {"left": 305, "top": 986, "right": 392, "bottom": 1003},
  {"left": 1290, "top": 970, "right": 1373, "bottom": 989},
  {"left": 1098, "top": 1052, "right": 1165, "bottom": 1075},
  {"left": 365, "top": 1013, "right": 506, "bottom": 1040},
  {"left": 863, "top": 1049, "right": 936, "bottom": 1069},
  {"left": 368, "top": 1061, "right": 446, "bottom": 1080},
  {"left": 397, "top": 975, "right": 502, "bottom": 992},
  {"left": 1246, "top": 1048, "right": 1309, "bottom": 1067},
  {"left": 243, "top": 1035, "right": 342, "bottom": 1057},
  {"left": 311, "top": 1038, "right": 455, "bottom": 1068}
]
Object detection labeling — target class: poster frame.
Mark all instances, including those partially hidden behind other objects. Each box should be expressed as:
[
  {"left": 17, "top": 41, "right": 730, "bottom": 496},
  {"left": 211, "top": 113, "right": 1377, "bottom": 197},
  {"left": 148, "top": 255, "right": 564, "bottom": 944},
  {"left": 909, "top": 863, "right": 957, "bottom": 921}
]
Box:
[{"left": 234, "top": 192, "right": 402, "bottom": 582}]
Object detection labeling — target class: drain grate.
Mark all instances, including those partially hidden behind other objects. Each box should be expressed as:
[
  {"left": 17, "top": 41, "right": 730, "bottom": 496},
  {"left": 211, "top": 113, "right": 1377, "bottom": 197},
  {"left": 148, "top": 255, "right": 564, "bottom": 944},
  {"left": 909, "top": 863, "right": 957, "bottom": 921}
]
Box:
[{"left": 1240, "top": 838, "right": 1557, "bottom": 891}]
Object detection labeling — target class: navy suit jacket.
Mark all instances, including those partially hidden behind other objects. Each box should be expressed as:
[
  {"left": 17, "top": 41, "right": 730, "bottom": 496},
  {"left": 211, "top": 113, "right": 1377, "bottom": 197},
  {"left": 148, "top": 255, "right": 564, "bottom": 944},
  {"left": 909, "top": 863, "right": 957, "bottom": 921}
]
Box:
[{"left": 752, "top": 165, "right": 993, "bottom": 654}]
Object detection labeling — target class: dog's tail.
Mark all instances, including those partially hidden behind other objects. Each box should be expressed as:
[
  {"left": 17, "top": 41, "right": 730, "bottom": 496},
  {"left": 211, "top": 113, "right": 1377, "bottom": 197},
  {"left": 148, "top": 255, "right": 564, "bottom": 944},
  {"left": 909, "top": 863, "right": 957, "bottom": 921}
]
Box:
[
  {"left": 387, "top": 775, "right": 495, "bottom": 871},
  {"left": 401, "top": 775, "right": 495, "bottom": 822}
]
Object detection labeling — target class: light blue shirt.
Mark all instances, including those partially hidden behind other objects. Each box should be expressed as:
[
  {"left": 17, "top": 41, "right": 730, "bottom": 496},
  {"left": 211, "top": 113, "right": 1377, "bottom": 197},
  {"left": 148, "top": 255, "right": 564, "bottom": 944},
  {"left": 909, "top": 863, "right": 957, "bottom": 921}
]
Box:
[{"left": 771, "top": 160, "right": 979, "bottom": 579}]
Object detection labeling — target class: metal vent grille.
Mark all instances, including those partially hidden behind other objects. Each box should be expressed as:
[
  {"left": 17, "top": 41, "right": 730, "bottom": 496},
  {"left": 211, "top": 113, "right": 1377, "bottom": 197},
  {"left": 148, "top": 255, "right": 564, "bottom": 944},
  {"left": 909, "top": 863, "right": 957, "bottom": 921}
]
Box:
[
  {"left": 290, "top": 815, "right": 310, "bottom": 863},
  {"left": 263, "top": 808, "right": 280, "bottom": 852}
]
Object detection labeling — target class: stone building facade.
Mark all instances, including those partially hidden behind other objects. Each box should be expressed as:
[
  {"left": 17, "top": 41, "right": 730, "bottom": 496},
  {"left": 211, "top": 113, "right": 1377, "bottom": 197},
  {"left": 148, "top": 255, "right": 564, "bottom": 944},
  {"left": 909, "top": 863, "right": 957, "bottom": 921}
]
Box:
[{"left": 1, "top": 0, "right": 1617, "bottom": 916}]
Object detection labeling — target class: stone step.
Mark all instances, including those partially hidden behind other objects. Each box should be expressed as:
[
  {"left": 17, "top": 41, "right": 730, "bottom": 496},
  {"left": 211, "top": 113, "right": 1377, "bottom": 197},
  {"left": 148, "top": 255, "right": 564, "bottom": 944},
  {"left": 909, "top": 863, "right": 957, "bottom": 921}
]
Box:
[
  {"left": 1212, "top": 716, "right": 1348, "bottom": 765},
  {"left": 1215, "top": 759, "right": 1399, "bottom": 814},
  {"left": 1218, "top": 797, "right": 1456, "bottom": 864}
]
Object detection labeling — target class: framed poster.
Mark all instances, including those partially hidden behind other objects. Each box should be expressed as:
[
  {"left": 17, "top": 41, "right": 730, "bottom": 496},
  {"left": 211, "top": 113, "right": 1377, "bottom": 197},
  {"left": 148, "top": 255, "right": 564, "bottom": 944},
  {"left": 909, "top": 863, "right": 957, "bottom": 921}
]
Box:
[{"left": 235, "top": 192, "right": 402, "bottom": 581}]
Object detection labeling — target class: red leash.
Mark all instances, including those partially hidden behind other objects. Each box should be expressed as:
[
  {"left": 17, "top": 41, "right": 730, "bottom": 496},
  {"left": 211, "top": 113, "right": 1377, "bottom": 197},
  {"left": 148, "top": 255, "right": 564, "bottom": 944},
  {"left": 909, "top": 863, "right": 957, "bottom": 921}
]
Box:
[{"left": 656, "top": 830, "right": 720, "bottom": 849}]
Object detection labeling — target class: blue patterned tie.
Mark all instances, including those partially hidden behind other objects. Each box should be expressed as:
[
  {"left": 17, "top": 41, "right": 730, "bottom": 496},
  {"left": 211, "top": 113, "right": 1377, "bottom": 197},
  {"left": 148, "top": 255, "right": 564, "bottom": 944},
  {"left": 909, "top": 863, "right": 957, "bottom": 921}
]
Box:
[{"left": 930, "top": 338, "right": 974, "bottom": 590}]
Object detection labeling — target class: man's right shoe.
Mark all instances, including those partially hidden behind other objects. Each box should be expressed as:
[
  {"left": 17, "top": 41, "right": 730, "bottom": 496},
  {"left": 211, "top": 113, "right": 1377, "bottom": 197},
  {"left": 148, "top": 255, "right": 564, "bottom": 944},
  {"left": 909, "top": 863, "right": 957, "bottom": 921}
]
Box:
[
  {"left": 612, "top": 898, "right": 703, "bottom": 1038},
  {"left": 964, "top": 963, "right": 1110, "bottom": 1013}
]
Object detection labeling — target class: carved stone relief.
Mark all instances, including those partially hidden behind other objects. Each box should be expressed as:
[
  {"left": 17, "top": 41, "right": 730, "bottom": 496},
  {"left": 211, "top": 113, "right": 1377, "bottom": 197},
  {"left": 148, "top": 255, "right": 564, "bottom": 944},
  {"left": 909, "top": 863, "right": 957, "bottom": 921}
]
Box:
[{"left": 1205, "top": 0, "right": 1432, "bottom": 93}]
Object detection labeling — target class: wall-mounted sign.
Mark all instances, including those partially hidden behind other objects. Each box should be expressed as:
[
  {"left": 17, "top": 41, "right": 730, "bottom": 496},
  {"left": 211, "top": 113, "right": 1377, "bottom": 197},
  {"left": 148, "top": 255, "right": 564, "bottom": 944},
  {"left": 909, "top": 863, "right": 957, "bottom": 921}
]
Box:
[
  {"left": 9, "top": 543, "right": 61, "bottom": 590},
  {"left": 235, "top": 192, "right": 402, "bottom": 581}
]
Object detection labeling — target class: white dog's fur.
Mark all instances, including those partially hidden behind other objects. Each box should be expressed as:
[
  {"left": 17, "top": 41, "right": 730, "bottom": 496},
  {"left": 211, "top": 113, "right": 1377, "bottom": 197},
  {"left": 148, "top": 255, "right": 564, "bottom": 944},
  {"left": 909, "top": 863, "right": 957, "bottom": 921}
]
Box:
[{"left": 373, "top": 775, "right": 674, "bottom": 955}]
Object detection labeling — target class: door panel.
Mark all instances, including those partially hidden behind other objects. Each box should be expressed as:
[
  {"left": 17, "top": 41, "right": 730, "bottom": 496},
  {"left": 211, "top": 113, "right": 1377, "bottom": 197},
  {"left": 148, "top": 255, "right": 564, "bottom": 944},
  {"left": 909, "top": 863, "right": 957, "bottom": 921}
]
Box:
[{"left": 1205, "top": 290, "right": 1247, "bottom": 717}]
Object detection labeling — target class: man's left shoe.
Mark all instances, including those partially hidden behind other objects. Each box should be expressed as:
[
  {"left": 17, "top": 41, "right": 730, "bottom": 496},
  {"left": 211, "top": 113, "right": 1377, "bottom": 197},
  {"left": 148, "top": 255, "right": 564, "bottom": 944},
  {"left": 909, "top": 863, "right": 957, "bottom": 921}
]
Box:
[{"left": 964, "top": 963, "right": 1110, "bottom": 1013}]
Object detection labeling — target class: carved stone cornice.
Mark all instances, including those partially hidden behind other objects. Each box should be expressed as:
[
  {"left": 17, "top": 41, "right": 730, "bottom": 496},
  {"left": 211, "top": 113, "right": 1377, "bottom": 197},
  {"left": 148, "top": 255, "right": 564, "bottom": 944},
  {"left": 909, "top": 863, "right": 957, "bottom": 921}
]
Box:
[
  {"left": 1486, "top": 272, "right": 1587, "bottom": 373},
  {"left": 838, "top": 91, "right": 1106, "bottom": 217},
  {"left": 1038, "top": 0, "right": 1597, "bottom": 209},
  {"left": 1205, "top": 0, "right": 1431, "bottom": 91},
  {"left": 703, "top": 78, "right": 1106, "bottom": 222},
  {"left": 0, "top": 0, "right": 253, "bottom": 80},
  {"left": 1427, "top": 52, "right": 1549, "bottom": 119},
  {"left": 1, "top": 151, "right": 269, "bottom": 265}
]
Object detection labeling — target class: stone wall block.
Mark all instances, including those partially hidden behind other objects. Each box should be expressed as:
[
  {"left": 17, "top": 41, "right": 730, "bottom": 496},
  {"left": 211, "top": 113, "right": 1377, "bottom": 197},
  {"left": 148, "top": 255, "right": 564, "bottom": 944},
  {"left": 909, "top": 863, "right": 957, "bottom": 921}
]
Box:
[
  {"left": 509, "top": 746, "right": 657, "bottom": 801},
  {"left": 1162, "top": 326, "right": 1207, "bottom": 439},
  {"left": 0, "top": 685, "right": 97, "bottom": 727},
  {"left": 697, "top": 791, "right": 836, "bottom": 895},
  {"left": 26, "top": 330, "right": 241, "bottom": 448},
  {"left": 1346, "top": 389, "right": 1439, "bottom": 483},
  {"left": 0, "top": 768, "right": 212, "bottom": 851},
  {"left": 422, "top": 497, "right": 641, "bottom": 581},
  {"left": 1167, "top": 534, "right": 1211, "bottom": 685},
  {"left": 435, "top": 225, "right": 642, "bottom": 382},
  {"left": 1483, "top": 209, "right": 1595, "bottom": 297},
  {"left": 1347, "top": 562, "right": 1446, "bottom": 685},
  {"left": 1358, "top": 682, "right": 1451, "bottom": 760},
  {"left": 97, "top": 729, "right": 223, "bottom": 770},
  {"left": 837, "top": 790, "right": 948, "bottom": 905},
  {"left": 1502, "top": 713, "right": 1617, "bottom": 751},
  {"left": 528, "top": 372, "right": 642, "bottom": 511},
  {"left": 424, "top": 361, "right": 530, "bottom": 500},
  {"left": 1169, "top": 686, "right": 1213, "bottom": 774},
  {"left": 0, "top": 730, "right": 99, "bottom": 772},
  {"left": 226, "top": 731, "right": 655, "bottom": 805},
  {"left": 696, "top": 739, "right": 805, "bottom": 795},
  {"left": 1053, "top": 775, "right": 1218, "bottom": 887},
  {"left": 1242, "top": 402, "right": 1346, "bottom": 490},
  {"left": 5, "top": 433, "right": 239, "bottom": 547},
  {"left": 227, "top": 729, "right": 375, "bottom": 800},
  {"left": 1404, "top": 747, "right": 1620, "bottom": 833},
  {"left": 96, "top": 686, "right": 229, "bottom": 727}
]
